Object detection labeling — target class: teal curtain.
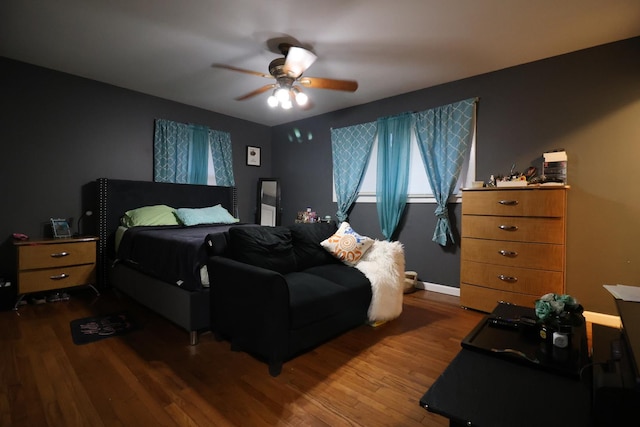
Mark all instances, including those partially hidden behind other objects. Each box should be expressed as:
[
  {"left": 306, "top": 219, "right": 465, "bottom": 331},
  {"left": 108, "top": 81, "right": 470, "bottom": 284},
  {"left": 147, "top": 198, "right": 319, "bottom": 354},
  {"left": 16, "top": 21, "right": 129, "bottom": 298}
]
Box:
[
  {"left": 209, "top": 129, "right": 235, "bottom": 186},
  {"left": 415, "top": 98, "right": 476, "bottom": 246},
  {"left": 154, "top": 119, "right": 234, "bottom": 186},
  {"left": 330, "top": 122, "right": 376, "bottom": 222},
  {"left": 189, "top": 125, "right": 208, "bottom": 185},
  {"left": 376, "top": 113, "right": 412, "bottom": 240},
  {"left": 154, "top": 119, "right": 191, "bottom": 183}
]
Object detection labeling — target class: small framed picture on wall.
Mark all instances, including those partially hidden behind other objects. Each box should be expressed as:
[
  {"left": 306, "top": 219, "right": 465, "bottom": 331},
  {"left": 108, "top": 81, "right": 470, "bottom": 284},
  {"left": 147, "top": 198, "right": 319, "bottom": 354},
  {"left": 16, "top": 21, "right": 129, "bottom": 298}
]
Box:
[{"left": 247, "top": 145, "right": 261, "bottom": 166}]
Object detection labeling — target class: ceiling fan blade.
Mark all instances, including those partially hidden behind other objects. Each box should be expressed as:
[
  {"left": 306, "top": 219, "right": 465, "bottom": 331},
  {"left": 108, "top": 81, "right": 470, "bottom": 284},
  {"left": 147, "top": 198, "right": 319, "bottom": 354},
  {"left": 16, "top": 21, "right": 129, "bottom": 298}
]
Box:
[
  {"left": 212, "top": 63, "right": 273, "bottom": 79},
  {"left": 298, "top": 76, "right": 358, "bottom": 92},
  {"left": 283, "top": 46, "right": 317, "bottom": 78},
  {"left": 235, "top": 84, "right": 276, "bottom": 101}
]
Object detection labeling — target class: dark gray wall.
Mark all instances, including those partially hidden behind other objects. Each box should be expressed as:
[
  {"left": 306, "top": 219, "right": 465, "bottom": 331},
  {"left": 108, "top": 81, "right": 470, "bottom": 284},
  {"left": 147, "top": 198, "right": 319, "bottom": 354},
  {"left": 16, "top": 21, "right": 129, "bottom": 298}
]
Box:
[
  {"left": 0, "top": 57, "right": 271, "bottom": 275},
  {"left": 2, "top": 37, "right": 638, "bottom": 315},
  {"left": 272, "top": 37, "right": 640, "bottom": 315}
]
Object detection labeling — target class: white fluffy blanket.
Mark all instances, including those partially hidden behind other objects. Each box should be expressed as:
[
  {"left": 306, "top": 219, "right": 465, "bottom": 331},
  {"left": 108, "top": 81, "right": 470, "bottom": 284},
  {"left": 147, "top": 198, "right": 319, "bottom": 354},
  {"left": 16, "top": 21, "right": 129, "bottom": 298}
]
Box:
[{"left": 354, "top": 240, "right": 405, "bottom": 322}]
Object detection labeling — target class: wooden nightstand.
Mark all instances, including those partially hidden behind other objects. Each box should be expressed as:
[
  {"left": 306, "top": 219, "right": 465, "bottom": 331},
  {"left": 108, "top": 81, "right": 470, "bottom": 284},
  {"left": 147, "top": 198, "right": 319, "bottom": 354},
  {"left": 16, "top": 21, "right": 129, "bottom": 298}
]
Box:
[{"left": 14, "top": 236, "right": 99, "bottom": 308}]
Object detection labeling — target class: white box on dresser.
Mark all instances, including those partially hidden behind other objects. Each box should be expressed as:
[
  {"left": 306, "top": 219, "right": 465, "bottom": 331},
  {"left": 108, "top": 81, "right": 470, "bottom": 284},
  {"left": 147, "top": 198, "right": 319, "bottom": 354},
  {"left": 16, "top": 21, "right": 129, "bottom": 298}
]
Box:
[{"left": 460, "top": 186, "right": 569, "bottom": 312}]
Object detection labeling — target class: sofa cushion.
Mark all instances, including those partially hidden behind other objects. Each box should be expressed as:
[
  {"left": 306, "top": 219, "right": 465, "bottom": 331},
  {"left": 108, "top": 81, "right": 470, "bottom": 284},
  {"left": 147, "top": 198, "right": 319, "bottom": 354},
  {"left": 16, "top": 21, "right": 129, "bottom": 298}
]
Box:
[
  {"left": 285, "top": 270, "right": 370, "bottom": 330},
  {"left": 320, "top": 222, "right": 374, "bottom": 266},
  {"left": 288, "top": 222, "right": 340, "bottom": 270},
  {"left": 228, "top": 226, "right": 296, "bottom": 274},
  {"left": 304, "top": 264, "right": 372, "bottom": 297}
]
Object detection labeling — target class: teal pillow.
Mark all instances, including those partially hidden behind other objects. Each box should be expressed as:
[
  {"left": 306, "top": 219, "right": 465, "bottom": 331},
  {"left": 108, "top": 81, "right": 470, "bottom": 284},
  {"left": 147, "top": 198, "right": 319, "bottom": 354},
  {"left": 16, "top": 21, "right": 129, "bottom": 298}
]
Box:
[
  {"left": 175, "top": 204, "right": 239, "bottom": 226},
  {"left": 122, "top": 204, "right": 179, "bottom": 227}
]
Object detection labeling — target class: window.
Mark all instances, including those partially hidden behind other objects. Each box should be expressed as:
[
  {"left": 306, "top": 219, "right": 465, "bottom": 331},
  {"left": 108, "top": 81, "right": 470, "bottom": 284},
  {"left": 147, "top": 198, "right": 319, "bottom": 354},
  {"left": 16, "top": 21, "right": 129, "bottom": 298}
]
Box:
[{"left": 335, "top": 129, "right": 476, "bottom": 204}]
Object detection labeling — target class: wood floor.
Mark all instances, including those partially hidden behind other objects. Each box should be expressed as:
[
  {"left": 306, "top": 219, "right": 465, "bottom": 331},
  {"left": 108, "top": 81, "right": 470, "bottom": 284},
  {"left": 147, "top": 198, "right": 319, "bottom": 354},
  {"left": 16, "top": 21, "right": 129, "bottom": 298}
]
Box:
[{"left": 0, "top": 288, "right": 485, "bottom": 427}]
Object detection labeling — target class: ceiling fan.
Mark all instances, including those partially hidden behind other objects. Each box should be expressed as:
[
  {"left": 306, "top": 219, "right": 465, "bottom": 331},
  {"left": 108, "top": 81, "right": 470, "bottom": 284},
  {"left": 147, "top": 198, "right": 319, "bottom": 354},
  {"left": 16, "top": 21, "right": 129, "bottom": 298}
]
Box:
[{"left": 213, "top": 43, "right": 358, "bottom": 109}]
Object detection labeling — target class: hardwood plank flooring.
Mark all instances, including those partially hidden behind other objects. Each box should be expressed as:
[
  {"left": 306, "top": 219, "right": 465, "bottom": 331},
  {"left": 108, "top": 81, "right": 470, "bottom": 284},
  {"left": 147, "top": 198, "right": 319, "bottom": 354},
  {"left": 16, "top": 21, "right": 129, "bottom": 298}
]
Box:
[{"left": 1, "top": 288, "right": 484, "bottom": 426}]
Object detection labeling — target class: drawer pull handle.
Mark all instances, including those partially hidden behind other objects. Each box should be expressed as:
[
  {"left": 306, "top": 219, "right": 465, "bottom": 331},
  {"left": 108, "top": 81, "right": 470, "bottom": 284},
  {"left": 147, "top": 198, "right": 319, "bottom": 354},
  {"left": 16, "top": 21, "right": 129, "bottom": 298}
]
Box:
[
  {"left": 498, "top": 250, "right": 518, "bottom": 257},
  {"left": 498, "top": 225, "right": 518, "bottom": 231},
  {"left": 498, "top": 200, "right": 519, "bottom": 206},
  {"left": 51, "top": 252, "right": 70, "bottom": 258},
  {"left": 498, "top": 274, "right": 518, "bottom": 282},
  {"left": 50, "top": 273, "right": 69, "bottom": 280}
]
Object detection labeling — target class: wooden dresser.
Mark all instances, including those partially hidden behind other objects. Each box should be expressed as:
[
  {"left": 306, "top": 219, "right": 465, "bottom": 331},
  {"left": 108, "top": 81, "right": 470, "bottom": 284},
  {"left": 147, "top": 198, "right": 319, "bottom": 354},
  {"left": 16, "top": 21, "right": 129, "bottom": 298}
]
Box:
[
  {"left": 15, "top": 236, "right": 98, "bottom": 302},
  {"left": 460, "top": 186, "right": 568, "bottom": 312}
]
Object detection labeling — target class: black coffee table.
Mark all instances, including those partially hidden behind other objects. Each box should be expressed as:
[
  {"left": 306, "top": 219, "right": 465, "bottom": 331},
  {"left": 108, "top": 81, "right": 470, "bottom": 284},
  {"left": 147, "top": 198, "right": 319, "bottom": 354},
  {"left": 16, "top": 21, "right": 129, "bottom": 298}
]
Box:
[{"left": 420, "top": 303, "right": 593, "bottom": 427}]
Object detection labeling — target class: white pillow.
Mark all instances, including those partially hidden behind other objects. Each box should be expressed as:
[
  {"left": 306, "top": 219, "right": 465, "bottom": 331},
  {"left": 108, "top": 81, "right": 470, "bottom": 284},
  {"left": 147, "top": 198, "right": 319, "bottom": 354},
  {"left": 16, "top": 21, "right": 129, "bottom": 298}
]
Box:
[{"left": 321, "top": 222, "right": 374, "bottom": 266}]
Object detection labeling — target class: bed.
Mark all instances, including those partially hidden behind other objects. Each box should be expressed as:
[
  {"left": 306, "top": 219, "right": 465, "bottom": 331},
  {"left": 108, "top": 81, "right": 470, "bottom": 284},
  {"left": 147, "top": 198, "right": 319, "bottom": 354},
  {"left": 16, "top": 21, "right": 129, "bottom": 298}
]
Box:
[{"left": 96, "top": 177, "right": 244, "bottom": 345}]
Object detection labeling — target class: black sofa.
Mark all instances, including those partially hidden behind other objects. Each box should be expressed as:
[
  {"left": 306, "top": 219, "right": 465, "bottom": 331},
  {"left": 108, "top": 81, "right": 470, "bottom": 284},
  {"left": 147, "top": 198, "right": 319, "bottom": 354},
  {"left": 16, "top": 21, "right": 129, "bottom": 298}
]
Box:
[{"left": 207, "top": 222, "right": 372, "bottom": 376}]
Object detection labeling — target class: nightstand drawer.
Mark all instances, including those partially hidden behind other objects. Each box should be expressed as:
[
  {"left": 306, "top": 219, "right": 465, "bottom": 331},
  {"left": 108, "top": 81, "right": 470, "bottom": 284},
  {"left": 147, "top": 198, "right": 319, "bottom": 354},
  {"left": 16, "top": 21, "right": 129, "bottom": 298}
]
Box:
[
  {"left": 461, "top": 237, "right": 564, "bottom": 271},
  {"left": 462, "top": 189, "right": 566, "bottom": 217},
  {"left": 18, "top": 264, "right": 96, "bottom": 294},
  {"left": 461, "top": 215, "right": 564, "bottom": 244},
  {"left": 18, "top": 241, "right": 96, "bottom": 269}
]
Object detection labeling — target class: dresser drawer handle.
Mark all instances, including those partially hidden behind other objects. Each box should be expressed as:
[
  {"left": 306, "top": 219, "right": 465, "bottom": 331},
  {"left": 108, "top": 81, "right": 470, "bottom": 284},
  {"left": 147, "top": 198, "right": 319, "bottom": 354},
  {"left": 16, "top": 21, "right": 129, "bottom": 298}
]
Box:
[
  {"left": 51, "top": 252, "right": 70, "bottom": 258},
  {"left": 50, "top": 273, "right": 69, "bottom": 280},
  {"left": 498, "top": 274, "right": 518, "bottom": 282},
  {"left": 498, "top": 225, "right": 518, "bottom": 231},
  {"left": 498, "top": 200, "right": 519, "bottom": 206},
  {"left": 498, "top": 250, "right": 518, "bottom": 257}
]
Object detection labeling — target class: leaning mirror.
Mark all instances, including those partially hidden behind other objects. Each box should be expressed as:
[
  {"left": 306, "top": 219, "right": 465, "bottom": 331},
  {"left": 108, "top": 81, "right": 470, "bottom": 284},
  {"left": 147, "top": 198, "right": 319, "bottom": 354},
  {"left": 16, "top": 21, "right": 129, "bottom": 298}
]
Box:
[{"left": 256, "top": 178, "right": 281, "bottom": 226}]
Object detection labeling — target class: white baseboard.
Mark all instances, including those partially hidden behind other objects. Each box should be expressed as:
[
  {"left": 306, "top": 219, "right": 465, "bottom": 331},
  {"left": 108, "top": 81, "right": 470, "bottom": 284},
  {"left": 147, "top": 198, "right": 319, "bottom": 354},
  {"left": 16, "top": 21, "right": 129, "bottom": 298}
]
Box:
[
  {"left": 415, "top": 281, "right": 460, "bottom": 297},
  {"left": 419, "top": 281, "right": 621, "bottom": 328}
]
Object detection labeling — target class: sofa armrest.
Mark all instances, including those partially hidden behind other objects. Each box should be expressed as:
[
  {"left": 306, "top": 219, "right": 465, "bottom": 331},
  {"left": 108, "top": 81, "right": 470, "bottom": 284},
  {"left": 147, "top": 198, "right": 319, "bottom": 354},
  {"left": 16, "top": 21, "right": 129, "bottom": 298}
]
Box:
[{"left": 207, "top": 256, "right": 290, "bottom": 373}]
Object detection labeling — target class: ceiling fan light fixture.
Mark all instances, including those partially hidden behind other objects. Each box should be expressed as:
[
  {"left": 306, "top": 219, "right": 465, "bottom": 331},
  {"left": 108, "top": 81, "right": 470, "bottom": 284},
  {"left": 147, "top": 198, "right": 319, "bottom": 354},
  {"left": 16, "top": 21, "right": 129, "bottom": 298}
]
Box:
[
  {"left": 294, "top": 89, "right": 308, "bottom": 106},
  {"left": 275, "top": 87, "right": 290, "bottom": 103},
  {"left": 216, "top": 43, "right": 358, "bottom": 110},
  {"left": 267, "top": 94, "right": 279, "bottom": 108}
]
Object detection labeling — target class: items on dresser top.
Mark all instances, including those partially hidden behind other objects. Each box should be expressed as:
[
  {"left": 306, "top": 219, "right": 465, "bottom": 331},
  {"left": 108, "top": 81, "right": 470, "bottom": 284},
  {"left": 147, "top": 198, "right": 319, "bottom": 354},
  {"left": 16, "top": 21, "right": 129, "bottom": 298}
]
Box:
[{"left": 460, "top": 186, "right": 569, "bottom": 312}]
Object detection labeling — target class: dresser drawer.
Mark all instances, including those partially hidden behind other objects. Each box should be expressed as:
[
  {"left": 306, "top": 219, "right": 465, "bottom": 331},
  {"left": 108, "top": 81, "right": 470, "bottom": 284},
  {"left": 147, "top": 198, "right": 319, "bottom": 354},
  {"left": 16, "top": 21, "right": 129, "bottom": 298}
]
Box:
[
  {"left": 462, "top": 189, "right": 566, "bottom": 217},
  {"left": 461, "top": 237, "right": 564, "bottom": 271},
  {"left": 18, "top": 264, "right": 96, "bottom": 294},
  {"left": 461, "top": 215, "right": 564, "bottom": 244},
  {"left": 18, "top": 241, "right": 96, "bottom": 270},
  {"left": 461, "top": 260, "right": 563, "bottom": 295},
  {"left": 460, "top": 283, "right": 540, "bottom": 312}
]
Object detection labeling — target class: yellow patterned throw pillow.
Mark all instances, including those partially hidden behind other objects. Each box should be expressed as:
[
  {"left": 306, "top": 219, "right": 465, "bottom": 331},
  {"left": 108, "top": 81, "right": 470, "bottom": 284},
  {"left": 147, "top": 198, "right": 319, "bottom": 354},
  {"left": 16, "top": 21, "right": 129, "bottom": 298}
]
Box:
[{"left": 321, "top": 222, "right": 374, "bottom": 266}]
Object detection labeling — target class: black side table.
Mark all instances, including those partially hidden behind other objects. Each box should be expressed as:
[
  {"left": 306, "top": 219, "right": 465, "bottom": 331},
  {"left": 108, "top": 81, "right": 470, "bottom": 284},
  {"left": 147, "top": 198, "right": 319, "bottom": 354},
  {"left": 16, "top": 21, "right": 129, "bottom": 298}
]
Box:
[{"left": 420, "top": 303, "right": 593, "bottom": 427}]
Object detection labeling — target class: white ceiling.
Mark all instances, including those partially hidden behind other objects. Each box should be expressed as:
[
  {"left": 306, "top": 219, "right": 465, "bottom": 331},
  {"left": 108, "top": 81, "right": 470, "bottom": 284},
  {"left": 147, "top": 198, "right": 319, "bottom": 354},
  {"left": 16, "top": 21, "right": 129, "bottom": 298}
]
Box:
[{"left": 2, "top": 0, "right": 639, "bottom": 127}]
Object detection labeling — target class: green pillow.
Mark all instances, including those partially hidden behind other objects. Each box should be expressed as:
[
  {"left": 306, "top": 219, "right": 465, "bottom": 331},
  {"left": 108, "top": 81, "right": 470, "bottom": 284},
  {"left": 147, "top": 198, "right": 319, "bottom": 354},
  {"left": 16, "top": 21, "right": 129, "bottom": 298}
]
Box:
[
  {"left": 121, "top": 204, "right": 179, "bottom": 227},
  {"left": 175, "top": 204, "right": 239, "bottom": 226}
]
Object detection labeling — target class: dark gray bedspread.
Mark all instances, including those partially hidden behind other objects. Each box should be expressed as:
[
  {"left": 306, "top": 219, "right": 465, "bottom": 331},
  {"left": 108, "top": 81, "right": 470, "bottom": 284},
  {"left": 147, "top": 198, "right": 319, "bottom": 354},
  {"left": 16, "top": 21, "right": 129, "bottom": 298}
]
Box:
[{"left": 117, "top": 224, "right": 238, "bottom": 291}]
